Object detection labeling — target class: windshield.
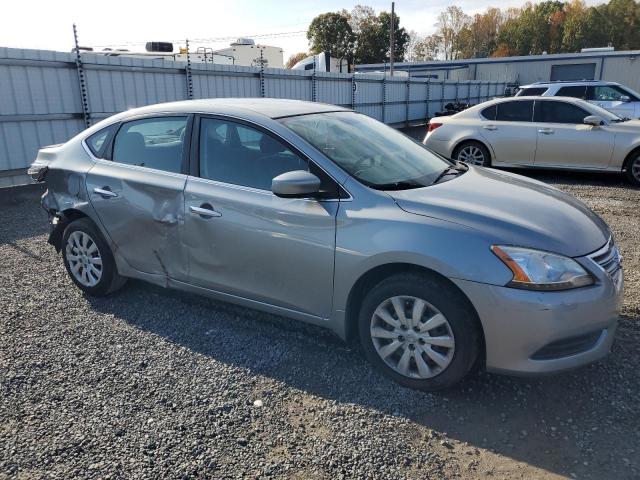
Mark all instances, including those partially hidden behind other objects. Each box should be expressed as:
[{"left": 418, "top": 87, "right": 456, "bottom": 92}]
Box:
[{"left": 280, "top": 112, "right": 451, "bottom": 189}]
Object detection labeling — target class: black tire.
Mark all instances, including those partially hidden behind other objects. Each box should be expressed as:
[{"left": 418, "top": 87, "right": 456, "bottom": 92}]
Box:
[
  {"left": 61, "top": 218, "right": 126, "bottom": 296},
  {"left": 624, "top": 151, "right": 640, "bottom": 186},
  {"left": 453, "top": 141, "right": 491, "bottom": 167},
  {"left": 358, "top": 272, "right": 481, "bottom": 391}
]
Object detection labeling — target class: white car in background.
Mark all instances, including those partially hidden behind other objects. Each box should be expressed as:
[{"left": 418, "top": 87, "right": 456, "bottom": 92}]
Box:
[
  {"left": 516, "top": 81, "right": 640, "bottom": 119},
  {"left": 423, "top": 96, "right": 640, "bottom": 186}
]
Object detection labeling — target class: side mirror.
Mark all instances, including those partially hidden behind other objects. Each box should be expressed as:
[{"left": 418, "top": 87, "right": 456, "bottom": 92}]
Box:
[
  {"left": 620, "top": 95, "right": 631, "bottom": 103},
  {"left": 583, "top": 115, "right": 604, "bottom": 127},
  {"left": 272, "top": 170, "right": 321, "bottom": 198}
]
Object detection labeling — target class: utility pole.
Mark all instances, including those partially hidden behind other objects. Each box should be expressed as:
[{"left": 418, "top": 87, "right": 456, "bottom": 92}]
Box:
[{"left": 389, "top": 2, "right": 395, "bottom": 76}]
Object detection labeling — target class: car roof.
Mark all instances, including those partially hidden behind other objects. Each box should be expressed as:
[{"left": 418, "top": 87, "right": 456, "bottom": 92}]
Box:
[
  {"left": 115, "top": 98, "right": 349, "bottom": 120},
  {"left": 520, "top": 80, "right": 619, "bottom": 88}
]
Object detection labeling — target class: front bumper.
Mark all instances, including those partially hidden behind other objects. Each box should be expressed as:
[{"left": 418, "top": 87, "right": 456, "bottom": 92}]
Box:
[{"left": 452, "top": 260, "right": 623, "bottom": 375}]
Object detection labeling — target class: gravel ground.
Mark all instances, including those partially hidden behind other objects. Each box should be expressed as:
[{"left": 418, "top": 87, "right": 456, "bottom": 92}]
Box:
[{"left": 1, "top": 168, "right": 639, "bottom": 479}]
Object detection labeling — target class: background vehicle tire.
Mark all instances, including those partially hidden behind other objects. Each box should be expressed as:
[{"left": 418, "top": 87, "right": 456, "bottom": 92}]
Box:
[
  {"left": 624, "top": 151, "right": 640, "bottom": 186},
  {"left": 453, "top": 141, "right": 491, "bottom": 167},
  {"left": 62, "top": 218, "right": 126, "bottom": 296},
  {"left": 358, "top": 272, "right": 481, "bottom": 391}
]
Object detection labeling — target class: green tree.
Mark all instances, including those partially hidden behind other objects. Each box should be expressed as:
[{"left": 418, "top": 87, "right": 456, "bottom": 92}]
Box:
[{"left": 307, "top": 12, "right": 355, "bottom": 60}]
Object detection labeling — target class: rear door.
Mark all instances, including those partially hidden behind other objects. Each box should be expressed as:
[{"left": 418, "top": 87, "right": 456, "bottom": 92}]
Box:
[
  {"left": 532, "top": 100, "right": 614, "bottom": 169},
  {"left": 182, "top": 115, "right": 340, "bottom": 319},
  {"left": 86, "top": 115, "right": 190, "bottom": 280},
  {"left": 479, "top": 100, "right": 537, "bottom": 165}
]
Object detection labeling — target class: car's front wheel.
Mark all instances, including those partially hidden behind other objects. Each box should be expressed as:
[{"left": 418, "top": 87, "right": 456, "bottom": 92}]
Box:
[
  {"left": 453, "top": 141, "right": 491, "bottom": 167},
  {"left": 358, "top": 273, "right": 481, "bottom": 391},
  {"left": 625, "top": 151, "right": 640, "bottom": 186},
  {"left": 62, "top": 218, "right": 126, "bottom": 296}
]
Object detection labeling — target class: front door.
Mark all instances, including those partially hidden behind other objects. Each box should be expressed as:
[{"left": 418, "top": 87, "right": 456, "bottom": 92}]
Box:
[
  {"left": 182, "top": 116, "right": 339, "bottom": 319},
  {"left": 587, "top": 85, "right": 637, "bottom": 119},
  {"left": 86, "top": 115, "right": 190, "bottom": 280},
  {"left": 479, "top": 100, "right": 537, "bottom": 165},
  {"left": 532, "top": 100, "right": 614, "bottom": 169}
]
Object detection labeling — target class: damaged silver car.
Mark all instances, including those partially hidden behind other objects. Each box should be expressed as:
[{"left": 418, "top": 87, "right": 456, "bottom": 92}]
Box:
[{"left": 30, "top": 99, "right": 623, "bottom": 391}]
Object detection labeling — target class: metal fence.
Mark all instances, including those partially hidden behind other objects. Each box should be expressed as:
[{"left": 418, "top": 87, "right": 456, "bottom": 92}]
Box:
[{"left": 0, "top": 47, "right": 513, "bottom": 187}]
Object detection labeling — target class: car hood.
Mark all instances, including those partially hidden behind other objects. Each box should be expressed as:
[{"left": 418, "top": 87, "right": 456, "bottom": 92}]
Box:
[{"left": 388, "top": 166, "right": 610, "bottom": 258}]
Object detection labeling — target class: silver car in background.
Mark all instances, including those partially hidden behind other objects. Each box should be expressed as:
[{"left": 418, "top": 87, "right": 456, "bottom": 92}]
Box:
[
  {"left": 31, "top": 99, "right": 623, "bottom": 391},
  {"left": 424, "top": 96, "right": 640, "bottom": 186}
]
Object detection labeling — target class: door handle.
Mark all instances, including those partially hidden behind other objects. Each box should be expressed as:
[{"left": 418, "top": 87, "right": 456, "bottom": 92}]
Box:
[
  {"left": 538, "top": 128, "right": 554, "bottom": 135},
  {"left": 190, "top": 205, "right": 222, "bottom": 218},
  {"left": 483, "top": 125, "right": 497, "bottom": 131},
  {"left": 93, "top": 187, "right": 118, "bottom": 198}
]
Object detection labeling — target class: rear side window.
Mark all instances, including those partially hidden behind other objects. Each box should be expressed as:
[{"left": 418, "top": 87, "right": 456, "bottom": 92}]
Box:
[
  {"left": 480, "top": 105, "right": 497, "bottom": 120},
  {"left": 495, "top": 101, "right": 534, "bottom": 122},
  {"left": 112, "top": 116, "right": 188, "bottom": 173},
  {"left": 517, "top": 87, "right": 547, "bottom": 96},
  {"left": 557, "top": 86, "right": 588, "bottom": 99},
  {"left": 534, "top": 101, "right": 589, "bottom": 124},
  {"left": 86, "top": 125, "right": 116, "bottom": 158}
]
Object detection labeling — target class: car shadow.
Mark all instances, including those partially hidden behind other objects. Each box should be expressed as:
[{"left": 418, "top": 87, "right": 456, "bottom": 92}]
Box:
[
  {"left": 0, "top": 183, "right": 49, "bottom": 244},
  {"left": 87, "top": 279, "right": 638, "bottom": 479}
]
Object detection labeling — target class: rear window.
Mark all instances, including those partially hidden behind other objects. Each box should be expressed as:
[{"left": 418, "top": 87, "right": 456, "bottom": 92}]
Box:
[
  {"left": 557, "top": 86, "right": 588, "bottom": 99},
  {"left": 495, "top": 101, "right": 534, "bottom": 122},
  {"left": 517, "top": 87, "right": 548, "bottom": 96}
]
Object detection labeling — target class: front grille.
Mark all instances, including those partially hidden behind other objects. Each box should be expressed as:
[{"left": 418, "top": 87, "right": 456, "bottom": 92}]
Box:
[
  {"left": 531, "top": 330, "right": 604, "bottom": 360},
  {"left": 590, "top": 237, "right": 622, "bottom": 279}
]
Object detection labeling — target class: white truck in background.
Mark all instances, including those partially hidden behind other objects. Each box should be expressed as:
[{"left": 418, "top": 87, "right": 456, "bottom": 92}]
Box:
[{"left": 292, "top": 52, "right": 349, "bottom": 73}]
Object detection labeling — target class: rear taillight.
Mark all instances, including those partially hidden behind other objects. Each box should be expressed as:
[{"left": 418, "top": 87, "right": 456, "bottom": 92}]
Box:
[{"left": 428, "top": 122, "right": 443, "bottom": 133}]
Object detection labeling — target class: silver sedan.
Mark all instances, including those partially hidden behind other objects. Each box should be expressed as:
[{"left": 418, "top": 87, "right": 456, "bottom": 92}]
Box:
[
  {"left": 424, "top": 96, "right": 640, "bottom": 186},
  {"left": 31, "top": 99, "right": 623, "bottom": 391}
]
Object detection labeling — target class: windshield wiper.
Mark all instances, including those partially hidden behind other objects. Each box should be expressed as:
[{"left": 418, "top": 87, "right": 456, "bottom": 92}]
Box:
[
  {"left": 372, "top": 180, "right": 424, "bottom": 191},
  {"left": 432, "top": 164, "right": 465, "bottom": 184}
]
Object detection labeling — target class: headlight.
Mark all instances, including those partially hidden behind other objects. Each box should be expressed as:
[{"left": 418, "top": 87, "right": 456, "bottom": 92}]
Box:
[{"left": 491, "top": 245, "right": 594, "bottom": 291}]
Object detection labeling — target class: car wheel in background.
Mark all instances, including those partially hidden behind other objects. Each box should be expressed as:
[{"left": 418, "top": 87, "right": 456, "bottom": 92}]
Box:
[
  {"left": 358, "top": 272, "right": 481, "bottom": 391},
  {"left": 625, "top": 151, "right": 640, "bottom": 187},
  {"left": 62, "top": 218, "right": 126, "bottom": 296},
  {"left": 453, "top": 141, "right": 491, "bottom": 167}
]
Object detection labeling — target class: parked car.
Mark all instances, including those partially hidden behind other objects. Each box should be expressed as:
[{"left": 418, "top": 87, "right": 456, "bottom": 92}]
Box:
[
  {"left": 30, "top": 99, "right": 623, "bottom": 391},
  {"left": 424, "top": 96, "right": 640, "bottom": 185},
  {"left": 516, "top": 80, "right": 640, "bottom": 119}
]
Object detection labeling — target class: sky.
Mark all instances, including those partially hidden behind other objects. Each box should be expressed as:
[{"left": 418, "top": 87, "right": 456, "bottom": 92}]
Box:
[{"left": 0, "top": 0, "right": 602, "bottom": 61}]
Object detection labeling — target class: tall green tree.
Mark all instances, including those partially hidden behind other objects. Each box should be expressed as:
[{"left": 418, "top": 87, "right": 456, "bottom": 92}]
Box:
[{"left": 307, "top": 12, "right": 355, "bottom": 60}]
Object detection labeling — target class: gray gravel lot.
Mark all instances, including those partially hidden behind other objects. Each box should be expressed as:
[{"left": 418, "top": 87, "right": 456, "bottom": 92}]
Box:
[{"left": 1, "top": 167, "right": 639, "bottom": 479}]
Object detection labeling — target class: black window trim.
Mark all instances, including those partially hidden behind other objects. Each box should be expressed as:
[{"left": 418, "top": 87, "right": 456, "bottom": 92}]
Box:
[
  {"left": 103, "top": 113, "right": 193, "bottom": 176},
  {"left": 191, "top": 113, "right": 349, "bottom": 201},
  {"left": 533, "top": 99, "right": 591, "bottom": 124}
]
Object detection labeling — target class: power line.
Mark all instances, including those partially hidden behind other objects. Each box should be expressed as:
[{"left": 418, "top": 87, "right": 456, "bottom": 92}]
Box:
[{"left": 91, "top": 30, "right": 307, "bottom": 49}]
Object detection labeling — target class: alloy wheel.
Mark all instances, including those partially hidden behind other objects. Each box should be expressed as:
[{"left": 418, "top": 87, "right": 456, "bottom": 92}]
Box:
[
  {"left": 65, "top": 231, "right": 103, "bottom": 287},
  {"left": 632, "top": 156, "right": 640, "bottom": 183},
  {"left": 370, "top": 296, "right": 455, "bottom": 379},
  {"left": 457, "top": 145, "right": 486, "bottom": 165}
]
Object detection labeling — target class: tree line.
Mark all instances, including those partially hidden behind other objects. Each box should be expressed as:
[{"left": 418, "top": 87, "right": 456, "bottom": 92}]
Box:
[{"left": 286, "top": 0, "right": 640, "bottom": 67}]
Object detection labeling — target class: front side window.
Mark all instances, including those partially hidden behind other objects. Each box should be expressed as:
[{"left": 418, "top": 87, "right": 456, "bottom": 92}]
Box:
[
  {"left": 534, "top": 101, "right": 589, "bottom": 124},
  {"left": 199, "top": 118, "right": 312, "bottom": 192},
  {"left": 557, "top": 86, "right": 588, "bottom": 99},
  {"left": 280, "top": 112, "right": 450, "bottom": 190},
  {"left": 112, "top": 116, "right": 187, "bottom": 173},
  {"left": 495, "top": 101, "right": 534, "bottom": 122},
  {"left": 588, "top": 85, "right": 636, "bottom": 102}
]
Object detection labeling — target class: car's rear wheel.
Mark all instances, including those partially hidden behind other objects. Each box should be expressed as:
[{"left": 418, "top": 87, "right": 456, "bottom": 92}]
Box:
[
  {"left": 454, "top": 141, "right": 491, "bottom": 167},
  {"left": 62, "top": 218, "right": 126, "bottom": 296},
  {"left": 358, "top": 273, "right": 481, "bottom": 391},
  {"left": 625, "top": 151, "right": 640, "bottom": 186}
]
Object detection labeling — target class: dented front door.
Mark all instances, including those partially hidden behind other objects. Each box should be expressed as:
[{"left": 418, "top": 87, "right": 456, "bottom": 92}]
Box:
[{"left": 86, "top": 162, "right": 187, "bottom": 280}]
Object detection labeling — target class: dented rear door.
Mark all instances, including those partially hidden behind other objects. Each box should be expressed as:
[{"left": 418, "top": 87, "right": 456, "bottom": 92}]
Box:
[{"left": 86, "top": 162, "right": 188, "bottom": 280}]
